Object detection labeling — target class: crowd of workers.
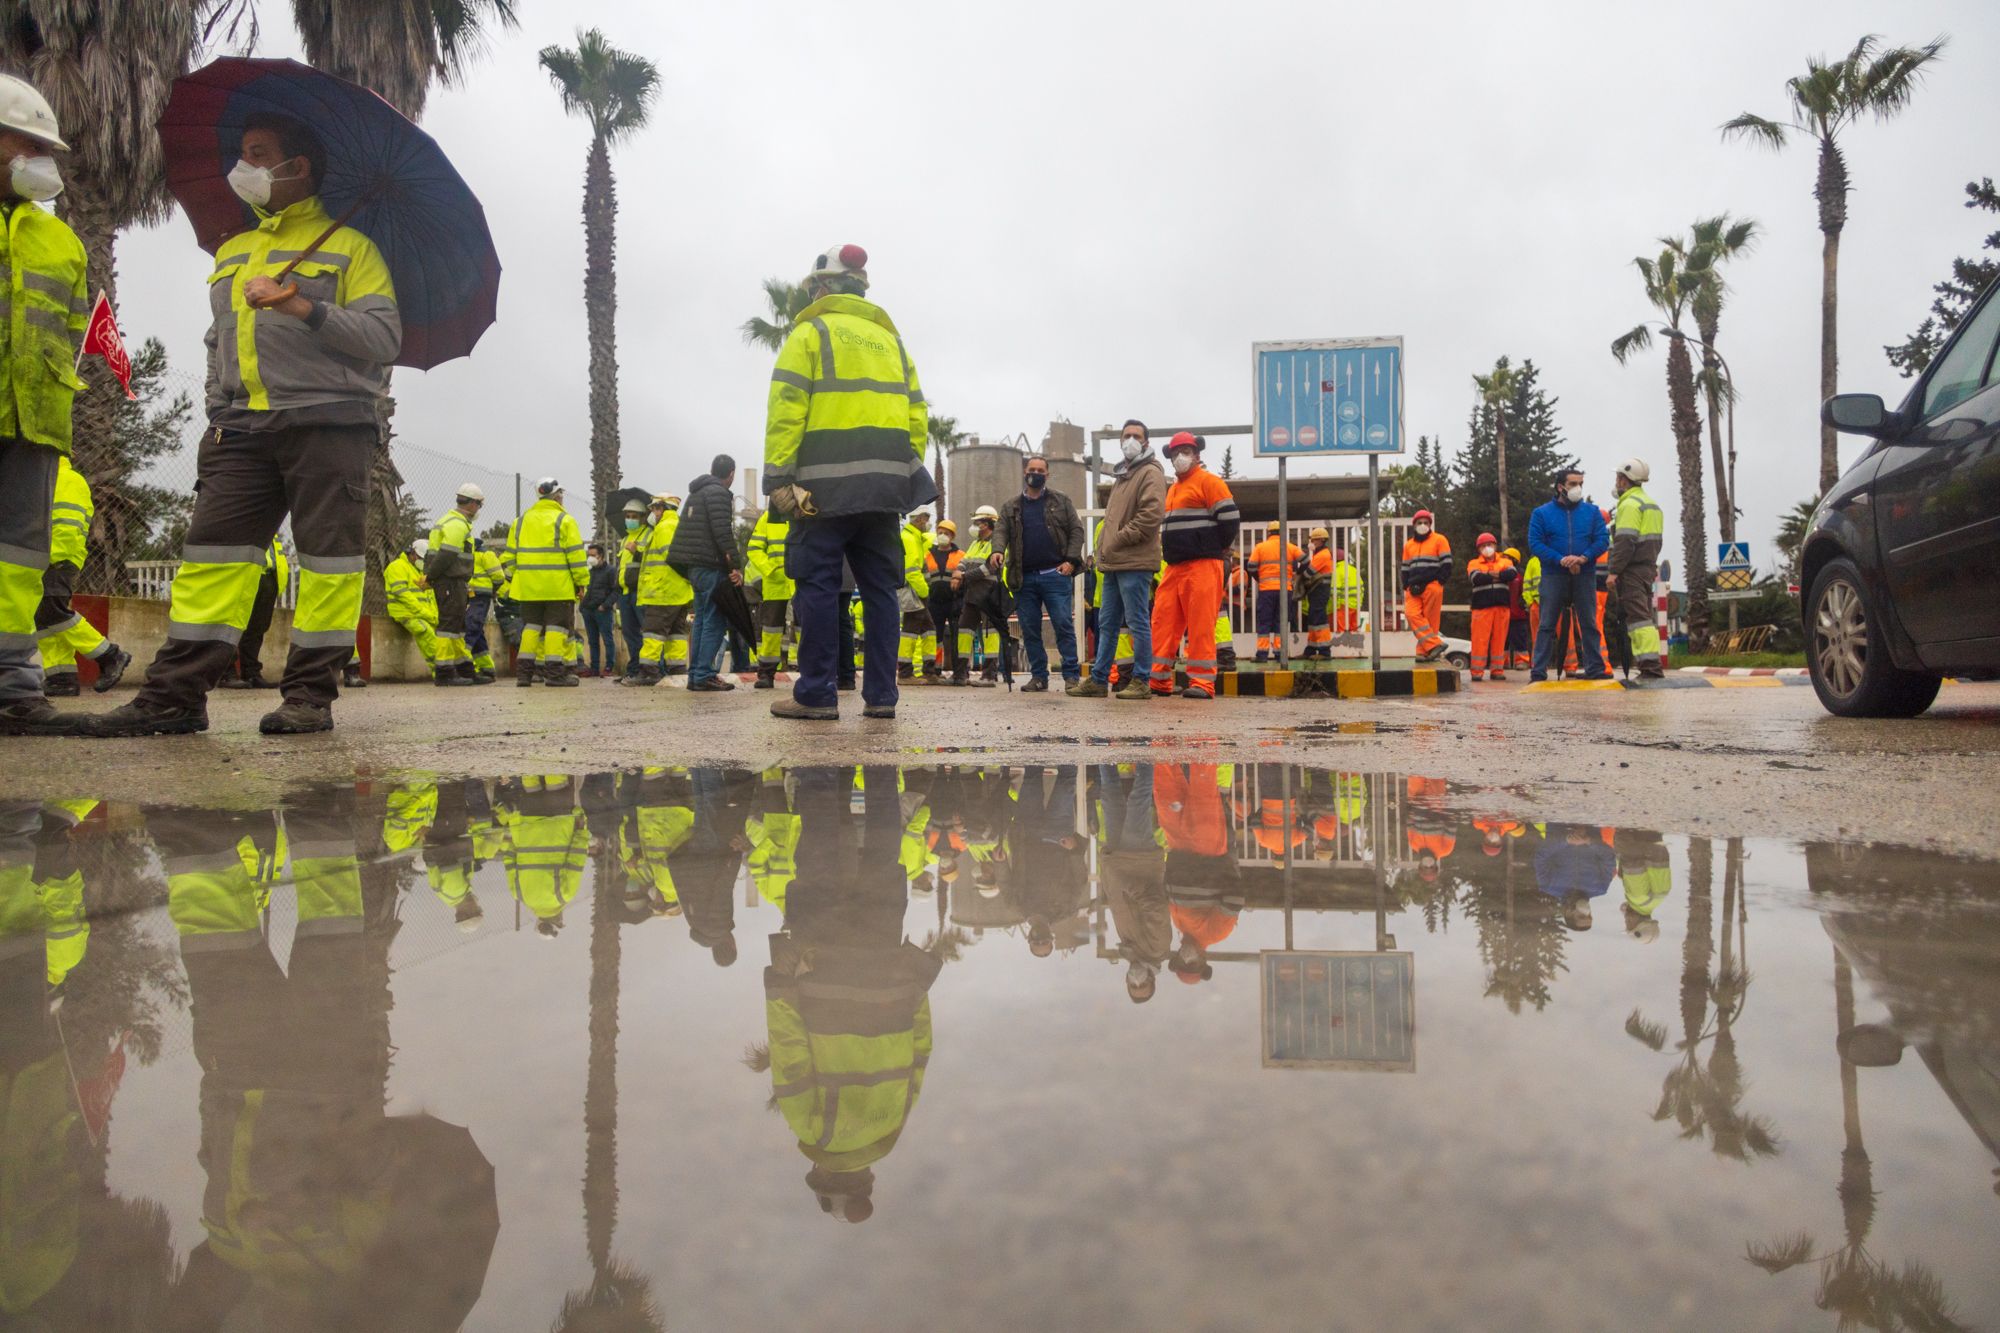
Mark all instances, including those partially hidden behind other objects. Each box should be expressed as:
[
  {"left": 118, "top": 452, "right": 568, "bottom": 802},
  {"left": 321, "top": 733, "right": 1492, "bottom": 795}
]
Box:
[{"left": 0, "top": 71, "right": 1668, "bottom": 736}]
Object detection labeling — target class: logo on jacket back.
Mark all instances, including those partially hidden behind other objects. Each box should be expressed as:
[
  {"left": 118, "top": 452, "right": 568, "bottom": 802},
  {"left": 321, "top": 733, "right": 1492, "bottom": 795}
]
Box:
[{"left": 833, "top": 325, "right": 887, "bottom": 356}]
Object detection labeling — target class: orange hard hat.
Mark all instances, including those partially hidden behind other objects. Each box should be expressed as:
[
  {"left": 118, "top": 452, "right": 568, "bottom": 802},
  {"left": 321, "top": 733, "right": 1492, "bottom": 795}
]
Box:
[{"left": 1476, "top": 532, "right": 1497, "bottom": 548}]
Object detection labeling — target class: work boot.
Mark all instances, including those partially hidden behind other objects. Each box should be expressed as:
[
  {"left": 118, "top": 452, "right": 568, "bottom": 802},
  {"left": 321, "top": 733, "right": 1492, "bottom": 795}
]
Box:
[
  {"left": 460, "top": 663, "right": 492, "bottom": 686},
  {"left": 1021, "top": 677, "right": 1049, "bottom": 693},
  {"left": 218, "top": 674, "right": 252, "bottom": 690},
  {"left": 1180, "top": 686, "right": 1213, "bottom": 700},
  {"left": 1066, "top": 678, "right": 1107, "bottom": 698},
  {"left": 1490, "top": 671, "right": 1508, "bottom": 681},
  {"left": 754, "top": 666, "right": 776, "bottom": 690},
  {"left": 0, "top": 699, "right": 86, "bottom": 736},
  {"left": 897, "top": 662, "right": 915, "bottom": 682},
  {"left": 1218, "top": 646, "right": 1237, "bottom": 671},
  {"left": 863, "top": 703, "right": 896, "bottom": 719},
  {"left": 342, "top": 666, "right": 367, "bottom": 689},
  {"left": 771, "top": 697, "right": 838, "bottom": 721},
  {"left": 95, "top": 645, "right": 133, "bottom": 691},
  {"left": 435, "top": 668, "right": 473, "bottom": 686},
  {"left": 516, "top": 664, "right": 536, "bottom": 687},
  {"left": 1418, "top": 644, "right": 1446, "bottom": 663},
  {"left": 259, "top": 700, "right": 333, "bottom": 734},
  {"left": 83, "top": 699, "right": 208, "bottom": 737},
  {"left": 1639, "top": 666, "right": 1666, "bottom": 681},
  {"left": 473, "top": 668, "right": 497, "bottom": 684},
  {"left": 949, "top": 662, "right": 969, "bottom": 687},
  {"left": 1116, "top": 679, "right": 1154, "bottom": 701},
  {"left": 43, "top": 675, "right": 79, "bottom": 698},
  {"left": 972, "top": 662, "right": 998, "bottom": 689},
  {"left": 619, "top": 665, "right": 659, "bottom": 687},
  {"left": 544, "top": 667, "right": 582, "bottom": 687},
  {"left": 687, "top": 677, "right": 734, "bottom": 692}
]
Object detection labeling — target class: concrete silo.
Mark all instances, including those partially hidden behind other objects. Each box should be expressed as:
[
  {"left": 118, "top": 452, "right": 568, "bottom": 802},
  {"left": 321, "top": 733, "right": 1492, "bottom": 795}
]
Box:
[{"left": 946, "top": 442, "right": 1025, "bottom": 535}]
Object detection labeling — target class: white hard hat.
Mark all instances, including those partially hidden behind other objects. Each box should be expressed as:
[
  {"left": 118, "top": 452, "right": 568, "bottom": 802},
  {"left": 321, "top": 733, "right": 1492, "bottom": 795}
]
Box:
[
  {"left": 536, "top": 476, "right": 561, "bottom": 496},
  {"left": 1616, "top": 458, "right": 1650, "bottom": 484},
  {"left": 412, "top": 538, "right": 429, "bottom": 558},
  {"left": 457, "top": 482, "right": 485, "bottom": 503},
  {"left": 809, "top": 243, "right": 869, "bottom": 285},
  {"left": 0, "top": 75, "right": 68, "bottom": 151},
  {"left": 973, "top": 505, "right": 999, "bottom": 523}
]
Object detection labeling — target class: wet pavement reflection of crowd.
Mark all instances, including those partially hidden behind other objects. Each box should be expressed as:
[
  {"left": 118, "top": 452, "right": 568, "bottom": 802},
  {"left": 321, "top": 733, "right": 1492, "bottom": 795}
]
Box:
[{"left": 2, "top": 765, "right": 1996, "bottom": 1330}]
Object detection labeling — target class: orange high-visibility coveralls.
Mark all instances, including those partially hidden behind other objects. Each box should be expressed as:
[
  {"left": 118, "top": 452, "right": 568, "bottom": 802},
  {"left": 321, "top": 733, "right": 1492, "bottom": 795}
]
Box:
[
  {"left": 1150, "top": 463, "right": 1239, "bottom": 698},
  {"left": 1466, "top": 552, "right": 1518, "bottom": 679},
  {"left": 1400, "top": 531, "right": 1452, "bottom": 657}
]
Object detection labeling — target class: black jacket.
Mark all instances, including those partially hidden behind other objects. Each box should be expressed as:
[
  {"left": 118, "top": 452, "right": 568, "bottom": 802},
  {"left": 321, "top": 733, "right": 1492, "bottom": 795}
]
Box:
[
  {"left": 667, "top": 474, "right": 740, "bottom": 570},
  {"left": 995, "top": 486, "right": 1083, "bottom": 590},
  {"left": 580, "top": 557, "right": 619, "bottom": 610}
]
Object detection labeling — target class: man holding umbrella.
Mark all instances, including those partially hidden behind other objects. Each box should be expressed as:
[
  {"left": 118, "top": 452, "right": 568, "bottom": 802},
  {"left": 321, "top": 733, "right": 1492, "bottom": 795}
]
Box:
[{"left": 91, "top": 113, "right": 400, "bottom": 736}]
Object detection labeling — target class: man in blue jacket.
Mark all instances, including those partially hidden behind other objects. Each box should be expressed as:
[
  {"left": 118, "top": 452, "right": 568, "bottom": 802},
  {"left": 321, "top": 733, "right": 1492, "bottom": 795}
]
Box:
[{"left": 1526, "top": 468, "right": 1610, "bottom": 681}]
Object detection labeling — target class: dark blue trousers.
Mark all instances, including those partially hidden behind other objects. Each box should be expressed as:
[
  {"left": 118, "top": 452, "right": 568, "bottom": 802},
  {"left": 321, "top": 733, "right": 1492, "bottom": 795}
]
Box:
[{"left": 791, "top": 513, "right": 902, "bottom": 710}]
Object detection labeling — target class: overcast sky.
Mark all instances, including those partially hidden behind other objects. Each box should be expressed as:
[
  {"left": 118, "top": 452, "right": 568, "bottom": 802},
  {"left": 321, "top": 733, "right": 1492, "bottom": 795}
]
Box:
[{"left": 114, "top": 0, "right": 1999, "bottom": 572}]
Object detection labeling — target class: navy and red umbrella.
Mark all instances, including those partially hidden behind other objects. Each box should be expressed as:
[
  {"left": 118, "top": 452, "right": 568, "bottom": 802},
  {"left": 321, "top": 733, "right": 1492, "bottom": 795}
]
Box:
[{"left": 158, "top": 56, "right": 499, "bottom": 370}]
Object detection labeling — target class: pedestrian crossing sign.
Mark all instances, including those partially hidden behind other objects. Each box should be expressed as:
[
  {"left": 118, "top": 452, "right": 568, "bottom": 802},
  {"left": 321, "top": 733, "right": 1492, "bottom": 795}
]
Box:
[{"left": 1717, "top": 542, "right": 1750, "bottom": 568}]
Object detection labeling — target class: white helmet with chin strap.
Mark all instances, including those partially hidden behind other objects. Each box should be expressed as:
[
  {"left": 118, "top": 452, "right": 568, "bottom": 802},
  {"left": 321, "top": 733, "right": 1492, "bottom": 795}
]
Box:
[
  {"left": 1616, "top": 458, "right": 1651, "bottom": 485},
  {"left": 0, "top": 75, "right": 68, "bottom": 151}
]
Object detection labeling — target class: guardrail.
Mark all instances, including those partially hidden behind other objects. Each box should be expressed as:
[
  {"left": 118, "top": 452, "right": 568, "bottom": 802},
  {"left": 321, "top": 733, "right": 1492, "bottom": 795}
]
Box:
[{"left": 125, "top": 559, "right": 297, "bottom": 609}]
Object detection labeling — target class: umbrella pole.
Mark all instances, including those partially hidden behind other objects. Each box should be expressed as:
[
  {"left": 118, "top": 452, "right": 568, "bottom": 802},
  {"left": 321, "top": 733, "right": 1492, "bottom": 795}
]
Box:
[{"left": 251, "top": 195, "right": 370, "bottom": 308}]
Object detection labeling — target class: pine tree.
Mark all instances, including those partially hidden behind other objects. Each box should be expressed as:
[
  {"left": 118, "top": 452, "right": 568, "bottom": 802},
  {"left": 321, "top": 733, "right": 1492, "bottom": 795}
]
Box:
[
  {"left": 1886, "top": 178, "right": 2000, "bottom": 377},
  {"left": 1220, "top": 444, "right": 1236, "bottom": 479},
  {"left": 1451, "top": 360, "right": 1578, "bottom": 551}
]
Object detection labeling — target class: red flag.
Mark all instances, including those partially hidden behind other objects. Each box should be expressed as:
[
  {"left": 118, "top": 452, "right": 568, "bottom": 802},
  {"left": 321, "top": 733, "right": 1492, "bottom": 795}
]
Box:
[{"left": 78, "top": 291, "right": 137, "bottom": 400}]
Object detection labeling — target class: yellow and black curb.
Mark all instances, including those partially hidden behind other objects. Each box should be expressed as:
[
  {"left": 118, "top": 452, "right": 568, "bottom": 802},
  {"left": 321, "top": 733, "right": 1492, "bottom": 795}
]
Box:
[{"left": 1220, "top": 668, "right": 1458, "bottom": 699}]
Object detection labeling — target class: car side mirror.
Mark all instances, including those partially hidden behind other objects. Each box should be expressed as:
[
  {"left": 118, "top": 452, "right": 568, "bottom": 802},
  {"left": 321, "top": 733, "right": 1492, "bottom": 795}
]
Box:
[{"left": 1823, "top": 393, "right": 1899, "bottom": 437}]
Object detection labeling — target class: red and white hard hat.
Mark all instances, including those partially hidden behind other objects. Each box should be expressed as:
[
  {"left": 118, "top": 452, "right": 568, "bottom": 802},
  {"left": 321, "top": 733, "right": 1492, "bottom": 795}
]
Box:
[
  {"left": 1166, "top": 431, "right": 1205, "bottom": 454},
  {"left": 810, "top": 243, "right": 869, "bottom": 286}
]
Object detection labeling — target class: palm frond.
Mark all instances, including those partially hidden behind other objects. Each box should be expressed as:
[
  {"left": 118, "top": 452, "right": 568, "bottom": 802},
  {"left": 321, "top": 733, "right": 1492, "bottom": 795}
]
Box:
[
  {"left": 1625, "top": 1009, "right": 1669, "bottom": 1051},
  {"left": 1856, "top": 35, "right": 1949, "bottom": 119},
  {"left": 541, "top": 28, "right": 660, "bottom": 144},
  {"left": 1746, "top": 1232, "right": 1818, "bottom": 1274},
  {"left": 1611, "top": 324, "right": 1654, "bottom": 365},
  {"left": 1719, "top": 112, "right": 1790, "bottom": 149}
]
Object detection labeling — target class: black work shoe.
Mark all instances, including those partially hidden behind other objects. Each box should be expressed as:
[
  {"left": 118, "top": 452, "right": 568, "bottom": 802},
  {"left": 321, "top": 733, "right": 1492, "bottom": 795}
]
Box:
[
  {"left": 516, "top": 673, "right": 535, "bottom": 687},
  {"left": 260, "top": 700, "right": 332, "bottom": 734},
  {"left": 434, "top": 672, "right": 474, "bottom": 687},
  {"left": 473, "top": 670, "right": 497, "bottom": 684},
  {"left": 862, "top": 704, "right": 896, "bottom": 719},
  {"left": 1180, "top": 686, "right": 1214, "bottom": 700},
  {"left": 771, "top": 697, "right": 838, "bottom": 721},
  {"left": 754, "top": 669, "right": 776, "bottom": 690},
  {"left": 84, "top": 699, "right": 208, "bottom": 737},
  {"left": 545, "top": 671, "right": 582, "bottom": 688},
  {"left": 43, "top": 676, "right": 80, "bottom": 698},
  {"left": 0, "top": 699, "right": 86, "bottom": 736},
  {"left": 219, "top": 676, "right": 252, "bottom": 690},
  {"left": 687, "top": 677, "right": 735, "bottom": 692},
  {"left": 342, "top": 669, "right": 367, "bottom": 689},
  {"left": 1021, "top": 678, "right": 1049, "bottom": 693},
  {"left": 94, "top": 646, "right": 133, "bottom": 692}
]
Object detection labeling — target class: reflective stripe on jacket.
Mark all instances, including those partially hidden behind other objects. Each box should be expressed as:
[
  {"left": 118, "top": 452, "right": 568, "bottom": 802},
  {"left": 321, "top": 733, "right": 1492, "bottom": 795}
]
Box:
[
  {"left": 763, "top": 294, "right": 935, "bottom": 516},
  {"left": 747, "top": 512, "right": 794, "bottom": 598},
  {"left": 1399, "top": 532, "right": 1452, "bottom": 591},
  {"left": 426, "top": 508, "right": 476, "bottom": 580},
  {"left": 638, "top": 510, "right": 694, "bottom": 607},
  {"left": 1467, "top": 555, "right": 1517, "bottom": 610},
  {"left": 204, "top": 195, "right": 399, "bottom": 423},
  {"left": 1, "top": 199, "right": 89, "bottom": 452},
  {"left": 1159, "top": 465, "right": 1240, "bottom": 564},
  {"left": 901, "top": 523, "right": 930, "bottom": 600},
  {"left": 504, "top": 498, "right": 587, "bottom": 601},
  {"left": 49, "top": 456, "right": 91, "bottom": 567},
  {"left": 1333, "top": 559, "right": 1361, "bottom": 609},
  {"left": 1249, "top": 537, "right": 1303, "bottom": 591},
  {"left": 1607, "top": 483, "right": 1665, "bottom": 576},
  {"left": 470, "top": 547, "right": 506, "bottom": 596},
  {"left": 383, "top": 553, "right": 436, "bottom": 625}
]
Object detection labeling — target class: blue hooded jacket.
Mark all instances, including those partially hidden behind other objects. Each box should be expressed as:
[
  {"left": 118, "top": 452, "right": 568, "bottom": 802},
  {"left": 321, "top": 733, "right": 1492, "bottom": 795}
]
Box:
[{"left": 1528, "top": 495, "right": 1608, "bottom": 566}]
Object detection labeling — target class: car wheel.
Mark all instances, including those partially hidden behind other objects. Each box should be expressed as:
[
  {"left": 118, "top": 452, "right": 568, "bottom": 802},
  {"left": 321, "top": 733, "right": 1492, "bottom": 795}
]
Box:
[
  {"left": 1446, "top": 651, "right": 1471, "bottom": 671},
  {"left": 1805, "top": 557, "right": 1942, "bottom": 718}
]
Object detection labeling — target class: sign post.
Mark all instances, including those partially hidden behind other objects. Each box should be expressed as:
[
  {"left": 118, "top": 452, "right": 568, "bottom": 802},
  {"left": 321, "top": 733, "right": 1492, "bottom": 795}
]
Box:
[
  {"left": 1715, "top": 541, "right": 1754, "bottom": 631},
  {"left": 1253, "top": 337, "right": 1404, "bottom": 675}
]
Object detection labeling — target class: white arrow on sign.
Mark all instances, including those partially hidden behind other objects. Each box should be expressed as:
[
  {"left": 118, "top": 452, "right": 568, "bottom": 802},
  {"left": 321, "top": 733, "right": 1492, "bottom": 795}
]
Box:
[
  {"left": 1345, "top": 361, "right": 1353, "bottom": 396},
  {"left": 1373, "top": 361, "right": 1381, "bottom": 395}
]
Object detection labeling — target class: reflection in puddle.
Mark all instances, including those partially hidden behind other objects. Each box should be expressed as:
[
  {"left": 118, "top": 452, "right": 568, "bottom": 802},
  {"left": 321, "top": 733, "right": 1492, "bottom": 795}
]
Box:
[{"left": 2, "top": 767, "right": 1996, "bottom": 1329}]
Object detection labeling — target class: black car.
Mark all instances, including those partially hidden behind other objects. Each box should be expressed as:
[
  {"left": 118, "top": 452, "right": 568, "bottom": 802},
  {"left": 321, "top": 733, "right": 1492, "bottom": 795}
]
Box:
[{"left": 1807, "top": 275, "right": 2000, "bottom": 716}]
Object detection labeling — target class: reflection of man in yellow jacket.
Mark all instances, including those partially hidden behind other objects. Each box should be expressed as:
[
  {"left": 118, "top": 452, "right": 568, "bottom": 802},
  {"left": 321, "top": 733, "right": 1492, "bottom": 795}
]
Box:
[
  {"left": 496, "top": 776, "right": 588, "bottom": 938},
  {"left": 620, "top": 770, "right": 693, "bottom": 918},
  {"left": 746, "top": 510, "right": 794, "bottom": 687},
  {"left": 1616, "top": 829, "right": 1673, "bottom": 942},
  {"left": 424, "top": 778, "right": 494, "bottom": 933},
  {"left": 759, "top": 767, "right": 941, "bottom": 1223}
]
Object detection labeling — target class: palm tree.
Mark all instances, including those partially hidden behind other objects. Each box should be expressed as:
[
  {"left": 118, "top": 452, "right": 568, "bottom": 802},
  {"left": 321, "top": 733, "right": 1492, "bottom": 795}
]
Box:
[
  {"left": 541, "top": 30, "right": 660, "bottom": 541},
  {"left": 1775, "top": 495, "right": 1821, "bottom": 585},
  {"left": 740, "top": 276, "right": 812, "bottom": 353},
  {"left": 1612, "top": 245, "right": 1712, "bottom": 650},
  {"left": 1, "top": 3, "right": 249, "bottom": 574},
  {"left": 1722, "top": 34, "right": 1950, "bottom": 493},
  {"left": 290, "top": 0, "right": 518, "bottom": 121},
  {"left": 927, "top": 413, "right": 966, "bottom": 521},
  {"left": 1672, "top": 215, "right": 1760, "bottom": 544},
  {"left": 1472, "top": 359, "right": 1521, "bottom": 545}
]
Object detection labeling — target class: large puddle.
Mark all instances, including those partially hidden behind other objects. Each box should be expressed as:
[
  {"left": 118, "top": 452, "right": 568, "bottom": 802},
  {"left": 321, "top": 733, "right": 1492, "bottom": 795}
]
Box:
[{"left": 3, "top": 765, "right": 1996, "bottom": 1330}]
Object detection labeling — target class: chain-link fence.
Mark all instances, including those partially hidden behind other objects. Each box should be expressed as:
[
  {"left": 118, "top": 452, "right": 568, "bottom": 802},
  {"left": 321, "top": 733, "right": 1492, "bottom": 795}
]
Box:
[{"left": 83, "top": 365, "right": 522, "bottom": 609}]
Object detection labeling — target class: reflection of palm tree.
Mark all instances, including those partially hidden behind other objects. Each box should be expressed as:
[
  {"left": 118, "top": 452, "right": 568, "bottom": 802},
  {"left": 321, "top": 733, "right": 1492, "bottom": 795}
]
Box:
[
  {"left": 1464, "top": 838, "right": 1565, "bottom": 1014},
  {"left": 1627, "top": 839, "right": 1779, "bottom": 1161},
  {"left": 920, "top": 925, "right": 973, "bottom": 964},
  {"left": 552, "top": 846, "right": 665, "bottom": 1333},
  {"left": 1744, "top": 949, "right": 1969, "bottom": 1331}
]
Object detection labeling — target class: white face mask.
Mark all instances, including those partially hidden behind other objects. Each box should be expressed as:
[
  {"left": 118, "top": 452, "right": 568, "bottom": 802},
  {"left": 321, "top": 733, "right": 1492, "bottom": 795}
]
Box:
[
  {"left": 933, "top": 534, "right": 950, "bottom": 548},
  {"left": 1414, "top": 522, "right": 1432, "bottom": 536},
  {"left": 1170, "top": 452, "right": 1195, "bottom": 477},
  {"left": 1564, "top": 484, "right": 1585, "bottom": 503},
  {"left": 226, "top": 158, "right": 304, "bottom": 209},
  {"left": 1120, "top": 437, "right": 1146, "bottom": 463},
  {"left": 588, "top": 554, "right": 603, "bottom": 566},
  {"left": 1480, "top": 545, "right": 1496, "bottom": 558},
  {"left": 8, "top": 154, "right": 61, "bottom": 202}
]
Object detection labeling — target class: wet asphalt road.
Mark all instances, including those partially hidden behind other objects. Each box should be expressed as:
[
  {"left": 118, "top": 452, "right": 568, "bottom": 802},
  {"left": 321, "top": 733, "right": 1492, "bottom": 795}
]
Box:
[{"left": 17, "top": 677, "right": 2000, "bottom": 857}]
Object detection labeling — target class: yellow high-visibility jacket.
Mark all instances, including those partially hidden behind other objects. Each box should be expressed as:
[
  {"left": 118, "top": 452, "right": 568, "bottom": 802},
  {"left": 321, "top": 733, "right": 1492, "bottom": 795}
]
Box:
[
  {"left": 49, "top": 457, "right": 91, "bottom": 568},
  {"left": 0, "top": 198, "right": 88, "bottom": 452},
  {"left": 504, "top": 498, "right": 587, "bottom": 602},
  {"left": 746, "top": 512, "right": 794, "bottom": 600},
  {"left": 638, "top": 509, "right": 693, "bottom": 607}
]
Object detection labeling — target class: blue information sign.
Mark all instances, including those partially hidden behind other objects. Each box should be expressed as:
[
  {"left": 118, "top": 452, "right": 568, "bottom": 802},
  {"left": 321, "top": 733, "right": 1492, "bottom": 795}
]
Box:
[
  {"left": 1253, "top": 337, "right": 1404, "bottom": 458},
  {"left": 1261, "top": 951, "right": 1415, "bottom": 1071}
]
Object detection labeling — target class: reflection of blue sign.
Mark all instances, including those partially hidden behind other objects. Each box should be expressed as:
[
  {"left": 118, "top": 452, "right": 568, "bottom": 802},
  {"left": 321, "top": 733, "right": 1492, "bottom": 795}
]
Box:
[
  {"left": 1254, "top": 338, "right": 1404, "bottom": 457},
  {"left": 1717, "top": 542, "right": 1750, "bottom": 568},
  {"left": 1261, "top": 951, "right": 1415, "bottom": 1071}
]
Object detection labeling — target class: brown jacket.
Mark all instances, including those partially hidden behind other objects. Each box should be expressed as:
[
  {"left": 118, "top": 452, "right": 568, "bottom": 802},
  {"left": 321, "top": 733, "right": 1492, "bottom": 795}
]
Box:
[{"left": 1094, "top": 454, "right": 1167, "bottom": 572}]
